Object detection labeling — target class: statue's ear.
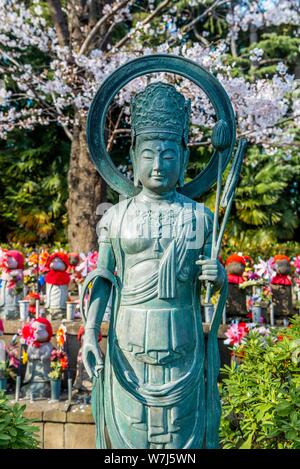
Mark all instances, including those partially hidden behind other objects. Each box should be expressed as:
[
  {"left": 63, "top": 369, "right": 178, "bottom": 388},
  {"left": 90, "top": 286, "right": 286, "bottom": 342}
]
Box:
[
  {"left": 130, "top": 147, "right": 140, "bottom": 187},
  {"left": 178, "top": 147, "right": 190, "bottom": 188}
]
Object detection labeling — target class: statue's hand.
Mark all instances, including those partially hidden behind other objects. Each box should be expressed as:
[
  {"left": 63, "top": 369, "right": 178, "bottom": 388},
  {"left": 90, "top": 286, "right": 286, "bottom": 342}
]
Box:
[
  {"left": 82, "top": 329, "right": 104, "bottom": 379},
  {"left": 196, "top": 256, "right": 221, "bottom": 286}
]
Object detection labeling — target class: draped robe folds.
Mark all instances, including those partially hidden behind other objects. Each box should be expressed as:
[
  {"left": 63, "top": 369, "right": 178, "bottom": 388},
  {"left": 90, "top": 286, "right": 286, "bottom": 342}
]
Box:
[{"left": 86, "top": 194, "right": 225, "bottom": 449}]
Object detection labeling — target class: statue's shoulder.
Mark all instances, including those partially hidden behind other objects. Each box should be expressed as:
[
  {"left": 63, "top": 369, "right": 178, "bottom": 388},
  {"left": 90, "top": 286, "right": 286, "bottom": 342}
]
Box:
[
  {"left": 176, "top": 192, "right": 213, "bottom": 230},
  {"left": 176, "top": 192, "right": 211, "bottom": 216},
  {"left": 175, "top": 192, "right": 199, "bottom": 211},
  {"left": 203, "top": 205, "right": 214, "bottom": 224},
  {"left": 97, "top": 197, "right": 133, "bottom": 243}
]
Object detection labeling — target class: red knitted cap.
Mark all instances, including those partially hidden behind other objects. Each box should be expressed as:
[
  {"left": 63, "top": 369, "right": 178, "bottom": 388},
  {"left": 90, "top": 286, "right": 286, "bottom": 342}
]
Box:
[
  {"left": 273, "top": 254, "right": 290, "bottom": 263},
  {"left": 46, "top": 252, "right": 69, "bottom": 270},
  {"left": 225, "top": 254, "right": 246, "bottom": 266},
  {"left": 6, "top": 250, "right": 25, "bottom": 269},
  {"left": 22, "top": 317, "right": 53, "bottom": 343}
]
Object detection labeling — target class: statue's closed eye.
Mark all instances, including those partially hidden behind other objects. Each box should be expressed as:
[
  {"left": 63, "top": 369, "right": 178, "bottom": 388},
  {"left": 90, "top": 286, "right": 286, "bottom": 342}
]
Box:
[
  {"left": 162, "top": 153, "right": 175, "bottom": 160},
  {"left": 142, "top": 151, "right": 176, "bottom": 160},
  {"left": 142, "top": 152, "right": 154, "bottom": 159}
]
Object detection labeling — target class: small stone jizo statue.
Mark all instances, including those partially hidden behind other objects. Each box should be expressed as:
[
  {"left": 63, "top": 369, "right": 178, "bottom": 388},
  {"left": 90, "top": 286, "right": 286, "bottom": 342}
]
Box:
[
  {"left": 271, "top": 254, "right": 293, "bottom": 321},
  {"left": 21, "top": 318, "right": 53, "bottom": 399},
  {"left": 225, "top": 254, "right": 247, "bottom": 319},
  {"left": 45, "top": 253, "right": 70, "bottom": 320},
  {"left": 0, "top": 250, "right": 24, "bottom": 320}
]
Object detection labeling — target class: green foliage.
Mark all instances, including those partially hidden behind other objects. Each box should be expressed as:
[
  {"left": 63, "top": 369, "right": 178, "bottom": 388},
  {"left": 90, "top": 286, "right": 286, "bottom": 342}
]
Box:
[
  {"left": 0, "top": 125, "right": 70, "bottom": 245},
  {"left": 0, "top": 361, "right": 17, "bottom": 380},
  {"left": 0, "top": 391, "right": 40, "bottom": 449},
  {"left": 220, "top": 317, "right": 300, "bottom": 449},
  {"left": 213, "top": 145, "right": 300, "bottom": 257},
  {"left": 252, "top": 33, "right": 300, "bottom": 73}
]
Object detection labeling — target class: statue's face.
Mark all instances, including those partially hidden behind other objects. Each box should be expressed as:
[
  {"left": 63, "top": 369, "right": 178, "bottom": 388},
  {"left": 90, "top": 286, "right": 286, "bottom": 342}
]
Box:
[
  {"left": 32, "top": 322, "right": 49, "bottom": 343},
  {"left": 135, "top": 135, "right": 181, "bottom": 193},
  {"left": 275, "top": 260, "right": 290, "bottom": 275},
  {"left": 50, "top": 257, "right": 66, "bottom": 272},
  {"left": 226, "top": 261, "right": 245, "bottom": 276},
  {"left": 7, "top": 256, "right": 18, "bottom": 269}
]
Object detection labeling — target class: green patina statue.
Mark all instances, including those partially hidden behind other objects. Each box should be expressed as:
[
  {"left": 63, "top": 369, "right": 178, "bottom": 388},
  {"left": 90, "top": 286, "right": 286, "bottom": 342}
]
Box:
[{"left": 80, "top": 55, "right": 247, "bottom": 449}]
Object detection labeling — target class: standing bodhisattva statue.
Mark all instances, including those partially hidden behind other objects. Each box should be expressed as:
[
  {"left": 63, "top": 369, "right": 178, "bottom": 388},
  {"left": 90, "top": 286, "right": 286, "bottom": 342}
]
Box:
[{"left": 80, "top": 55, "right": 247, "bottom": 449}]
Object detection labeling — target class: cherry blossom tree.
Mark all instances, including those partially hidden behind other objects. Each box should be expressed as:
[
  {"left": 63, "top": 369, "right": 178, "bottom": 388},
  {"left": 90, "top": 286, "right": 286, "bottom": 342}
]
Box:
[{"left": 0, "top": 0, "right": 299, "bottom": 250}]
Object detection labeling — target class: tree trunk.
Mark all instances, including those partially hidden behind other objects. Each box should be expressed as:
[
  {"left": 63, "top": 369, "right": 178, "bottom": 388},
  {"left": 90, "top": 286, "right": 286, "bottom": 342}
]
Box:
[
  {"left": 67, "top": 112, "right": 106, "bottom": 252},
  {"left": 47, "top": 0, "right": 70, "bottom": 46},
  {"left": 249, "top": 24, "right": 258, "bottom": 45}
]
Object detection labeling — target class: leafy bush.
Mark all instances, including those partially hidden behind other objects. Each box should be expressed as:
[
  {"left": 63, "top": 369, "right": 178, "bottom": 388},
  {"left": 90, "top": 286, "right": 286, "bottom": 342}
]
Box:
[
  {"left": 0, "top": 391, "right": 40, "bottom": 448},
  {"left": 220, "top": 317, "right": 300, "bottom": 449}
]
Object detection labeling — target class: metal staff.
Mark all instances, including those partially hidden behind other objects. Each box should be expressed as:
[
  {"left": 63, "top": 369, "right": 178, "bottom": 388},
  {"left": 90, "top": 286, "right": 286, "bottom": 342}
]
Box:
[{"left": 202, "top": 121, "right": 247, "bottom": 314}]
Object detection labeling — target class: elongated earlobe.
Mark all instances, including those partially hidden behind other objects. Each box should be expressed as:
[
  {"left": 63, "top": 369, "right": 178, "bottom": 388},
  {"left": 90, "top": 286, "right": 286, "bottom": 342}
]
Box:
[
  {"left": 134, "top": 171, "right": 140, "bottom": 187},
  {"left": 130, "top": 148, "right": 140, "bottom": 187},
  {"left": 179, "top": 148, "right": 189, "bottom": 187}
]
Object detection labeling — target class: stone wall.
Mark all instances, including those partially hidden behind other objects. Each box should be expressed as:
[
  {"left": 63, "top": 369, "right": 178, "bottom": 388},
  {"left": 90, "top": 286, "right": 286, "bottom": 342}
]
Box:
[{"left": 23, "top": 401, "right": 96, "bottom": 449}]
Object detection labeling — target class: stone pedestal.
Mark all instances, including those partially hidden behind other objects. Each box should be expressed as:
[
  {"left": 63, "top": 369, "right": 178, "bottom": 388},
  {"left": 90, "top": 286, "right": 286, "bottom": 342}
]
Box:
[
  {"left": 226, "top": 284, "right": 247, "bottom": 319},
  {"left": 17, "top": 400, "right": 96, "bottom": 449},
  {"left": 271, "top": 284, "right": 293, "bottom": 318}
]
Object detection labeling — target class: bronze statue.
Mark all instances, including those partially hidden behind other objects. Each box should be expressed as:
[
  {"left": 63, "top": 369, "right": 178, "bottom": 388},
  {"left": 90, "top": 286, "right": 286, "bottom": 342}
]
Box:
[{"left": 80, "top": 55, "right": 247, "bottom": 449}]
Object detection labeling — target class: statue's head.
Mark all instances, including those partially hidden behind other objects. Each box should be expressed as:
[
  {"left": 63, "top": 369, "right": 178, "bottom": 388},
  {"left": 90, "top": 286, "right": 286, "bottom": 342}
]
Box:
[
  {"left": 22, "top": 317, "right": 53, "bottom": 346},
  {"left": 273, "top": 255, "right": 291, "bottom": 275},
  {"left": 5, "top": 250, "right": 24, "bottom": 270},
  {"left": 130, "top": 82, "right": 191, "bottom": 193},
  {"left": 225, "top": 254, "right": 246, "bottom": 276},
  {"left": 46, "top": 252, "right": 69, "bottom": 272}
]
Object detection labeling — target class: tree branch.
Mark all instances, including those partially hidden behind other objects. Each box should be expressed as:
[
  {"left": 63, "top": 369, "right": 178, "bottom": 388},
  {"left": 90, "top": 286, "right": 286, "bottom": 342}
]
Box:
[
  {"left": 239, "top": 114, "right": 300, "bottom": 137},
  {"left": 228, "top": 0, "right": 238, "bottom": 57},
  {"left": 182, "top": 0, "right": 227, "bottom": 36},
  {"left": 112, "top": 0, "right": 173, "bottom": 51},
  {"left": 0, "top": 47, "right": 73, "bottom": 140},
  {"left": 79, "top": 0, "right": 132, "bottom": 57},
  {"left": 51, "top": 92, "right": 73, "bottom": 141},
  {"left": 47, "top": 0, "right": 70, "bottom": 47},
  {"left": 167, "top": 0, "right": 229, "bottom": 47},
  {"left": 107, "top": 108, "right": 124, "bottom": 151}
]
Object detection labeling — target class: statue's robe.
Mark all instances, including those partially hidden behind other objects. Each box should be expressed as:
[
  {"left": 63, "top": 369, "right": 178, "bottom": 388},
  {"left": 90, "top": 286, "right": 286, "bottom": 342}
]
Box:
[
  {"left": 45, "top": 283, "right": 68, "bottom": 320},
  {"left": 93, "top": 193, "right": 225, "bottom": 449},
  {"left": 22, "top": 342, "right": 53, "bottom": 399},
  {"left": 0, "top": 270, "right": 23, "bottom": 320},
  {"left": 271, "top": 274, "right": 293, "bottom": 319}
]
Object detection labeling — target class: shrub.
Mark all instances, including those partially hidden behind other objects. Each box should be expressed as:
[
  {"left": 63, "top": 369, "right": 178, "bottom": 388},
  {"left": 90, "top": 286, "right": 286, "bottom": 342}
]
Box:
[
  {"left": 0, "top": 391, "right": 40, "bottom": 449},
  {"left": 220, "top": 317, "right": 300, "bottom": 449}
]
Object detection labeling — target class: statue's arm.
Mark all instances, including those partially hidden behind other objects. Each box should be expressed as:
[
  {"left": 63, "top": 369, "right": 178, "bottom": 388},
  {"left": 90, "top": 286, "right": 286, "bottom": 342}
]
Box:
[
  {"left": 84, "top": 243, "right": 116, "bottom": 333},
  {"left": 82, "top": 210, "right": 116, "bottom": 378},
  {"left": 198, "top": 208, "right": 226, "bottom": 291}
]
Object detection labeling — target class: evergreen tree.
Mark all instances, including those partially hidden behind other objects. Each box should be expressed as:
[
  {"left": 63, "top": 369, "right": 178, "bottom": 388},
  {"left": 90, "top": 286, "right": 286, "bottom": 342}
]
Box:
[{"left": 0, "top": 125, "right": 70, "bottom": 244}]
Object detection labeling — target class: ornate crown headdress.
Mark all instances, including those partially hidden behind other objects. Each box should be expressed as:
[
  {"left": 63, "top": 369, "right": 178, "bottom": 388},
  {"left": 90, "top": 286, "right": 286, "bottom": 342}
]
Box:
[{"left": 130, "top": 82, "right": 191, "bottom": 146}]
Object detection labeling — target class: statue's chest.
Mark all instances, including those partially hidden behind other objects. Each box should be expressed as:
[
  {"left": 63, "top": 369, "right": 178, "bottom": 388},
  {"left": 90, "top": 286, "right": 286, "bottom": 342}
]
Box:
[{"left": 120, "top": 204, "right": 178, "bottom": 255}]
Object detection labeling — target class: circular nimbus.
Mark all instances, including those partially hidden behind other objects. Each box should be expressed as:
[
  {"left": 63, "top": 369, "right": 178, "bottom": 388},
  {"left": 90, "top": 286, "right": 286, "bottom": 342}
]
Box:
[{"left": 87, "top": 54, "right": 236, "bottom": 199}]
